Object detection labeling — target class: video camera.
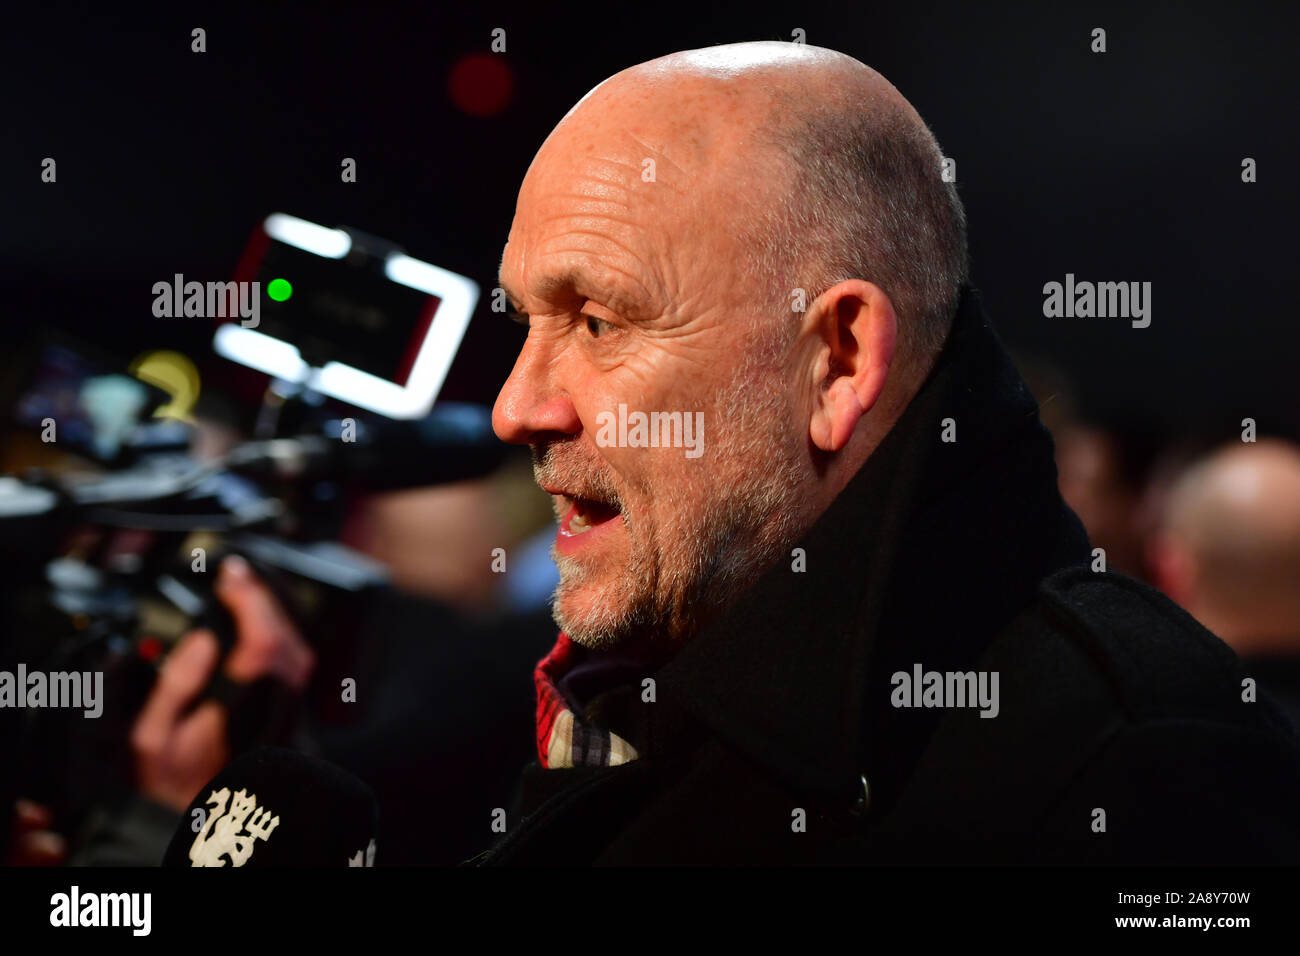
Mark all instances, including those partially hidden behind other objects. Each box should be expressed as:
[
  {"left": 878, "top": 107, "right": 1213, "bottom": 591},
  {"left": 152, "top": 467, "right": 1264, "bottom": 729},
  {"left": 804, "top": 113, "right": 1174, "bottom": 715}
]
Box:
[{"left": 0, "top": 215, "right": 499, "bottom": 838}]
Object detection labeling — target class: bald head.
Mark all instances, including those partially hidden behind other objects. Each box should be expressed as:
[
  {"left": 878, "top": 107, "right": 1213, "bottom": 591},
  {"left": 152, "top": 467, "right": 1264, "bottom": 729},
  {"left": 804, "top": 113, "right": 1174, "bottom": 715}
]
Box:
[
  {"left": 530, "top": 41, "right": 967, "bottom": 365},
  {"left": 494, "top": 44, "right": 967, "bottom": 648},
  {"left": 1156, "top": 440, "right": 1300, "bottom": 652}
]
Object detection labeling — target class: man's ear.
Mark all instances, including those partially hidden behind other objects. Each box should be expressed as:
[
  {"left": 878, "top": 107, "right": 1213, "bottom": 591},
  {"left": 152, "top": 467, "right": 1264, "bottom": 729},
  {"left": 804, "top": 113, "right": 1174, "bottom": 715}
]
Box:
[{"left": 807, "top": 280, "right": 897, "bottom": 453}]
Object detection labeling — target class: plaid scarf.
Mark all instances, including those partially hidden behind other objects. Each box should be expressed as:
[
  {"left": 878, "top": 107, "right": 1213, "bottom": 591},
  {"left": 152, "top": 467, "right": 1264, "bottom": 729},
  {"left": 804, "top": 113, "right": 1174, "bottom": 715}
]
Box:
[{"left": 534, "top": 633, "right": 650, "bottom": 769}]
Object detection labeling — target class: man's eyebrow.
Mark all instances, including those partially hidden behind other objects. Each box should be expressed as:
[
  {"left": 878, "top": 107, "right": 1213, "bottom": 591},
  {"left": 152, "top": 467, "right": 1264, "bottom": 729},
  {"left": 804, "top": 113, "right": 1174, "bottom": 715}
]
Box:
[
  {"left": 497, "top": 274, "right": 523, "bottom": 309},
  {"left": 496, "top": 267, "right": 643, "bottom": 316},
  {"left": 496, "top": 253, "right": 520, "bottom": 308}
]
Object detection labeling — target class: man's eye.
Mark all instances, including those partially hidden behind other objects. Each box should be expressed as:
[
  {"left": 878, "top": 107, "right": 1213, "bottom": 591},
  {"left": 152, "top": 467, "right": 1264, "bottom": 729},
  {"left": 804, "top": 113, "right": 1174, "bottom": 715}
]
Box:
[{"left": 584, "top": 314, "right": 612, "bottom": 337}]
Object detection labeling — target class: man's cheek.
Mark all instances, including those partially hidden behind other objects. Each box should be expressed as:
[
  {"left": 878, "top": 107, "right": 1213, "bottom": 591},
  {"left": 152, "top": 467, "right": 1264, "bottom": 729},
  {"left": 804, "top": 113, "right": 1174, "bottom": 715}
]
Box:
[{"left": 577, "top": 373, "right": 712, "bottom": 474}]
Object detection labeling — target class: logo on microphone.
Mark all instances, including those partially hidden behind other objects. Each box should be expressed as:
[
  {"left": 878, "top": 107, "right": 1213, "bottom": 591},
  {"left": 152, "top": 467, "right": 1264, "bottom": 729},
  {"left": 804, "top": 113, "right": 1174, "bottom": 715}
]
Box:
[{"left": 188, "top": 786, "right": 280, "bottom": 866}]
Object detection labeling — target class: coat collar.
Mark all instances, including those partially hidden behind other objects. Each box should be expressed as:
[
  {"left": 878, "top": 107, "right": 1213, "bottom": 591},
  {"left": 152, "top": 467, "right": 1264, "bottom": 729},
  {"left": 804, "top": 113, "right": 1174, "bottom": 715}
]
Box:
[{"left": 647, "top": 285, "right": 1091, "bottom": 802}]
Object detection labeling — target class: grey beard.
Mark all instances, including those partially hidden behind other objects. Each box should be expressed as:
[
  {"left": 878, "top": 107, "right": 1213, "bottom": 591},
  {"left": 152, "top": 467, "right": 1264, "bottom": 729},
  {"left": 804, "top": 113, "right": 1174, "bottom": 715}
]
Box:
[
  {"left": 553, "top": 482, "right": 803, "bottom": 650},
  {"left": 554, "top": 347, "right": 811, "bottom": 650}
]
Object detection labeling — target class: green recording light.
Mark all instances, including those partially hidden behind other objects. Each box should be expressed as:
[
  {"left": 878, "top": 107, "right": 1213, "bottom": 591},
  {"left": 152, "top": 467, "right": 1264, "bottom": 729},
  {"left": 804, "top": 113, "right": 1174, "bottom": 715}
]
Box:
[{"left": 267, "top": 278, "right": 293, "bottom": 302}]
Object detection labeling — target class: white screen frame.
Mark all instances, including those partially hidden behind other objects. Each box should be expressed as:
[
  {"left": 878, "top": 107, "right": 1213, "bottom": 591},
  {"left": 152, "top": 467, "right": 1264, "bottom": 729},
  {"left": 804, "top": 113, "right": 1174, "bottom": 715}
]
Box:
[{"left": 213, "top": 213, "right": 479, "bottom": 419}]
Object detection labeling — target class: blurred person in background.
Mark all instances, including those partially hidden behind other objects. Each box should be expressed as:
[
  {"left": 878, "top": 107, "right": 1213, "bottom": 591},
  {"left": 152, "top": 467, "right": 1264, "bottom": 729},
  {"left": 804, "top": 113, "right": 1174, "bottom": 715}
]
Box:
[
  {"left": 1015, "top": 355, "right": 1152, "bottom": 580},
  {"left": 1150, "top": 438, "right": 1300, "bottom": 730},
  {"left": 342, "top": 453, "right": 559, "bottom": 616}
]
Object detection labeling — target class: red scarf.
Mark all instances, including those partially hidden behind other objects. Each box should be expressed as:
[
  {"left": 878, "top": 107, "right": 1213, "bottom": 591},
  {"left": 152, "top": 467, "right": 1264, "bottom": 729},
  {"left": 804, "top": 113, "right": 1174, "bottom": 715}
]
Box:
[{"left": 534, "top": 633, "right": 644, "bottom": 768}]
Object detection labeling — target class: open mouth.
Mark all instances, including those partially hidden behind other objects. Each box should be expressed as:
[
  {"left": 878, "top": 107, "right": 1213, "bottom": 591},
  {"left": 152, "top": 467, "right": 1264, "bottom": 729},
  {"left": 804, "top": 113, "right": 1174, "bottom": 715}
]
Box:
[
  {"left": 563, "top": 495, "right": 621, "bottom": 534},
  {"left": 544, "top": 486, "right": 624, "bottom": 552}
]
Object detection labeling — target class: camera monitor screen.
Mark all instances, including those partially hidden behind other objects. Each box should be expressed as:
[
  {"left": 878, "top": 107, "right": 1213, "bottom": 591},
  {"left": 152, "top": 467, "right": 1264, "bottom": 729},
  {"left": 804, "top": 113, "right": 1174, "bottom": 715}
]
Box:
[{"left": 213, "top": 213, "right": 479, "bottom": 420}]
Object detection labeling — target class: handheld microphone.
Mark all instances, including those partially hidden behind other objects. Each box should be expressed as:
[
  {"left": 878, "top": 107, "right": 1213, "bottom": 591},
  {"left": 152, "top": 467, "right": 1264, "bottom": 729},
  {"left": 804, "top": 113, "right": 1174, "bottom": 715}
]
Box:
[{"left": 163, "top": 747, "right": 379, "bottom": 867}]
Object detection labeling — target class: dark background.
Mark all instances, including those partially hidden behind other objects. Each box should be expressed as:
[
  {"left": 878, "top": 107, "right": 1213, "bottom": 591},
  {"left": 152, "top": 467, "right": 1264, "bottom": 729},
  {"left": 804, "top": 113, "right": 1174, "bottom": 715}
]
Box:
[
  {"left": 4, "top": 0, "right": 1297, "bottom": 436},
  {"left": 1, "top": 0, "right": 1297, "bottom": 871}
]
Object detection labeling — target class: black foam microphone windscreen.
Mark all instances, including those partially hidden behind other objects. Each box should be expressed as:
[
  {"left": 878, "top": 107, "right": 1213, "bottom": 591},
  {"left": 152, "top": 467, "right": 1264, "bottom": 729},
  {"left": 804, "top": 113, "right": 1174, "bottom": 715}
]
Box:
[{"left": 162, "top": 747, "right": 378, "bottom": 867}]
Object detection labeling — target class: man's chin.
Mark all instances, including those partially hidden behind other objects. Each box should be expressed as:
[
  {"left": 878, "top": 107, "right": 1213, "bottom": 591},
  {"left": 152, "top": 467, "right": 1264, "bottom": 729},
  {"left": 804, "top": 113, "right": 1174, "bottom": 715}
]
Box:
[
  {"left": 551, "top": 590, "right": 621, "bottom": 650},
  {"left": 551, "top": 575, "right": 640, "bottom": 650}
]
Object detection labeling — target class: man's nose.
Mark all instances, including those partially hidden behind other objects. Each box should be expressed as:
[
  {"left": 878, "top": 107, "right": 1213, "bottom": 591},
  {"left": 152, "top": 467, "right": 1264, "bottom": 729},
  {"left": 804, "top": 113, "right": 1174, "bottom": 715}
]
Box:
[{"left": 492, "top": 336, "right": 583, "bottom": 445}]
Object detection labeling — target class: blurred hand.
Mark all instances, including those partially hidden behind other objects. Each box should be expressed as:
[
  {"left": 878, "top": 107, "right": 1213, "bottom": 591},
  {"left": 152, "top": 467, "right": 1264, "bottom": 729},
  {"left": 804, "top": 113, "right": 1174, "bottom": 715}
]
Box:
[
  {"left": 215, "top": 555, "right": 315, "bottom": 691},
  {"left": 130, "top": 556, "right": 316, "bottom": 812},
  {"left": 7, "top": 799, "right": 67, "bottom": 866}
]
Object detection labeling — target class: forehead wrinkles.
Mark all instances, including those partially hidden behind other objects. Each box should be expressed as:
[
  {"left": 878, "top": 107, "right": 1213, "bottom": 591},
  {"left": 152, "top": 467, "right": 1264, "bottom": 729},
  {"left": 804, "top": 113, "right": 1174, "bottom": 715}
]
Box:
[{"left": 515, "top": 148, "right": 694, "bottom": 312}]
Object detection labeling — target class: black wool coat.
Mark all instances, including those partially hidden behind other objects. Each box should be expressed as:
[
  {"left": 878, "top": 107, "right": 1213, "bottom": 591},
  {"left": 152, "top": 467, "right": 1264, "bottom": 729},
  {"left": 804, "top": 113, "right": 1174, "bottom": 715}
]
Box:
[{"left": 475, "top": 286, "right": 1300, "bottom": 865}]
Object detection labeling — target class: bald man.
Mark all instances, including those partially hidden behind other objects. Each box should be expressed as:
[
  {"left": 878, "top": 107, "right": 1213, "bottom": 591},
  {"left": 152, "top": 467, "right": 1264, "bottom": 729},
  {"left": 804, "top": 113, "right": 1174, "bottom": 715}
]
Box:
[
  {"left": 1152, "top": 440, "right": 1300, "bottom": 729},
  {"left": 479, "top": 42, "right": 1300, "bottom": 865}
]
